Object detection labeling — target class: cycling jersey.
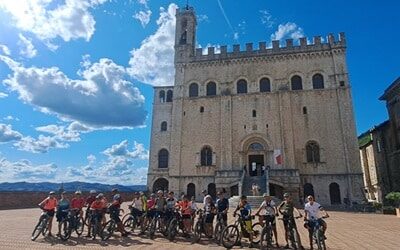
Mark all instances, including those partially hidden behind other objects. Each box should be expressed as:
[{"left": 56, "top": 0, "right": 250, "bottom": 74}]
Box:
[
  {"left": 204, "top": 202, "right": 215, "bottom": 214},
  {"left": 216, "top": 198, "right": 229, "bottom": 213},
  {"left": 147, "top": 199, "right": 156, "bottom": 210},
  {"left": 85, "top": 196, "right": 96, "bottom": 207},
  {"left": 178, "top": 200, "right": 192, "bottom": 215},
  {"left": 259, "top": 200, "right": 276, "bottom": 216},
  {"left": 280, "top": 201, "right": 294, "bottom": 217},
  {"left": 155, "top": 197, "right": 166, "bottom": 211},
  {"left": 71, "top": 197, "right": 85, "bottom": 210},
  {"left": 40, "top": 197, "right": 58, "bottom": 211},
  {"left": 304, "top": 202, "right": 322, "bottom": 219},
  {"left": 237, "top": 203, "right": 252, "bottom": 221},
  {"left": 166, "top": 197, "right": 177, "bottom": 210},
  {"left": 90, "top": 200, "right": 105, "bottom": 210},
  {"left": 58, "top": 198, "right": 70, "bottom": 211}
]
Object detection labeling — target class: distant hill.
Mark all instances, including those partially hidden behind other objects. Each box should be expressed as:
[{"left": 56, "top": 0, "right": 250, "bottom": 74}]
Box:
[{"left": 0, "top": 181, "right": 147, "bottom": 192}]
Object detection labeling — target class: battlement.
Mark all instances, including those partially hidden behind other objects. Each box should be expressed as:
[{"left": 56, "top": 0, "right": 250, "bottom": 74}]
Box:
[{"left": 193, "top": 33, "right": 346, "bottom": 62}]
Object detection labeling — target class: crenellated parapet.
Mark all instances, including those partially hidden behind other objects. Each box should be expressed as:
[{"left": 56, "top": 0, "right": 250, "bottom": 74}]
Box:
[{"left": 193, "top": 33, "right": 346, "bottom": 62}]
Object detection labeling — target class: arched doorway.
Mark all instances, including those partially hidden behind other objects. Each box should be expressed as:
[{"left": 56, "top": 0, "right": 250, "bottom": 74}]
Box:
[
  {"left": 247, "top": 142, "right": 266, "bottom": 177},
  {"left": 303, "top": 183, "right": 315, "bottom": 199},
  {"left": 208, "top": 183, "right": 216, "bottom": 200},
  {"left": 329, "top": 182, "right": 341, "bottom": 205},
  {"left": 153, "top": 178, "right": 169, "bottom": 192},
  {"left": 187, "top": 183, "right": 195, "bottom": 199}
]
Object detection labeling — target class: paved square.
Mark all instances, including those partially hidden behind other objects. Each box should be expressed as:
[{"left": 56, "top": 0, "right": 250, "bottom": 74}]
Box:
[{"left": 1, "top": 204, "right": 400, "bottom": 249}]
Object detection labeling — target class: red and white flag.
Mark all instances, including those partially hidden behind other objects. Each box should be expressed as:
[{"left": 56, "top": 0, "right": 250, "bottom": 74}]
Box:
[{"left": 274, "top": 149, "right": 282, "bottom": 165}]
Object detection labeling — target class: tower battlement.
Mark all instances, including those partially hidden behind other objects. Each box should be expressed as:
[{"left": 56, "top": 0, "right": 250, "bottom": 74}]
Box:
[{"left": 192, "top": 33, "right": 346, "bottom": 62}]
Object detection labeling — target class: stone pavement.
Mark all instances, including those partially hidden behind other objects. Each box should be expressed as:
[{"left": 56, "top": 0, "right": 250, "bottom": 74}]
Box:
[{"left": 1, "top": 204, "right": 400, "bottom": 250}]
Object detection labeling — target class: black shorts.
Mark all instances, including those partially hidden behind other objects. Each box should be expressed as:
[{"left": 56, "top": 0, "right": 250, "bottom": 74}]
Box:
[
  {"left": 44, "top": 209, "right": 55, "bottom": 217},
  {"left": 56, "top": 211, "right": 68, "bottom": 222},
  {"left": 131, "top": 208, "right": 143, "bottom": 217},
  {"left": 110, "top": 211, "right": 121, "bottom": 223},
  {"left": 304, "top": 218, "right": 325, "bottom": 230},
  {"left": 283, "top": 216, "right": 297, "bottom": 229},
  {"left": 205, "top": 214, "right": 214, "bottom": 224},
  {"left": 147, "top": 210, "right": 156, "bottom": 218},
  {"left": 217, "top": 213, "right": 228, "bottom": 223},
  {"left": 91, "top": 212, "right": 103, "bottom": 223}
]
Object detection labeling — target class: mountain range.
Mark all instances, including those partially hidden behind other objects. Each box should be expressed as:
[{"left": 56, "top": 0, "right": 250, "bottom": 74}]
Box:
[{"left": 0, "top": 181, "right": 146, "bottom": 192}]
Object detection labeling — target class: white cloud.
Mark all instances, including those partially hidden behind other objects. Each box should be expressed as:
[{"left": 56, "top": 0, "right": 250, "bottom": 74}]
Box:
[
  {"left": 0, "top": 92, "right": 8, "bottom": 98},
  {"left": 0, "top": 158, "right": 58, "bottom": 183},
  {"left": 133, "top": 10, "right": 152, "bottom": 27},
  {"left": 271, "top": 22, "right": 305, "bottom": 41},
  {"left": 128, "top": 3, "right": 177, "bottom": 86},
  {"left": 3, "top": 116, "right": 19, "bottom": 121},
  {"left": 0, "top": 0, "right": 108, "bottom": 44},
  {"left": 0, "top": 44, "right": 11, "bottom": 55},
  {"left": 0, "top": 55, "right": 147, "bottom": 128},
  {"left": 18, "top": 34, "right": 37, "bottom": 58},
  {"left": 103, "top": 140, "right": 149, "bottom": 160},
  {"left": 260, "top": 10, "right": 274, "bottom": 29},
  {"left": 14, "top": 135, "right": 69, "bottom": 153},
  {"left": 0, "top": 123, "right": 22, "bottom": 143},
  {"left": 197, "top": 14, "right": 209, "bottom": 23}
]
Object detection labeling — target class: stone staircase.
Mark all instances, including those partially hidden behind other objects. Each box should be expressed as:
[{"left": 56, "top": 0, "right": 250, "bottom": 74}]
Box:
[{"left": 242, "top": 175, "right": 266, "bottom": 196}]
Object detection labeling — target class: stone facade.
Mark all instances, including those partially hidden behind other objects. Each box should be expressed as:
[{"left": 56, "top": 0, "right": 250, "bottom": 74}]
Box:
[
  {"left": 359, "top": 77, "right": 400, "bottom": 203},
  {"left": 147, "top": 6, "right": 364, "bottom": 206}
]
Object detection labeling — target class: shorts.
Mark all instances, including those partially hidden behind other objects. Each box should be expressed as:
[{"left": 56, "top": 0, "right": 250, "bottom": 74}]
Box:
[
  {"left": 131, "top": 208, "right": 143, "bottom": 217},
  {"left": 283, "top": 216, "right": 297, "bottom": 230},
  {"left": 110, "top": 211, "right": 121, "bottom": 223},
  {"left": 147, "top": 210, "right": 156, "bottom": 219},
  {"left": 205, "top": 213, "right": 214, "bottom": 224},
  {"left": 165, "top": 210, "right": 174, "bottom": 221},
  {"left": 304, "top": 218, "right": 325, "bottom": 230},
  {"left": 217, "top": 213, "right": 228, "bottom": 223},
  {"left": 244, "top": 220, "right": 253, "bottom": 233},
  {"left": 261, "top": 215, "right": 276, "bottom": 226},
  {"left": 44, "top": 209, "right": 55, "bottom": 217},
  {"left": 91, "top": 212, "right": 103, "bottom": 223},
  {"left": 56, "top": 211, "right": 68, "bottom": 222}
]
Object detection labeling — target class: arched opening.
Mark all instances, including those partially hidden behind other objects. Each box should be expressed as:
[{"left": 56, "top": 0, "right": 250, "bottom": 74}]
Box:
[
  {"left": 230, "top": 185, "right": 238, "bottom": 196},
  {"left": 187, "top": 183, "right": 196, "bottom": 199},
  {"left": 201, "top": 146, "right": 213, "bottom": 166},
  {"left": 303, "top": 183, "right": 315, "bottom": 201},
  {"left": 329, "top": 182, "right": 341, "bottom": 205},
  {"left": 206, "top": 81, "right": 217, "bottom": 96},
  {"left": 248, "top": 142, "right": 265, "bottom": 176},
  {"left": 208, "top": 183, "right": 216, "bottom": 200},
  {"left": 259, "top": 78, "right": 271, "bottom": 92},
  {"left": 161, "top": 121, "right": 167, "bottom": 132},
  {"left": 312, "top": 73, "right": 324, "bottom": 89},
  {"left": 189, "top": 83, "right": 199, "bottom": 97},
  {"left": 158, "top": 149, "right": 169, "bottom": 168},
  {"left": 166, "top": 90, "right": 173, "bottom": 102},
  {"left": 159, "top": 90, "right": 165, "bottom": 103},
  {"left": 269, "top": 183, "right": 284, "bottom": 199},
  {"left": 237, "top": 79, "right": 248, "bottom": 94},
  {"left": 306, "top": 141, "right": 320, "bottom": 163},
  {"left": 153, "top": 178, "right": 169, "bottom": 192},
  {"left": 291, "top": 75, "right": 303, "bottom": 90}
]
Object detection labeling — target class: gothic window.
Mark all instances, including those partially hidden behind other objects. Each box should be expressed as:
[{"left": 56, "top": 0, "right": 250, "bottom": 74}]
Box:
[
  {"left": 201, "top": 146, "right": 213, "bottom": 166},
  {"left": 312, "top": 73, "right": 324, "bottom": 89},
  {"left": 161, "top": 121, "right": 167, "bottom": 132},
  {"left": 249, "top": 143, "right": 264, "bottom": 151},
  {"left": 259, "top": 78, "right": 271, "bottom": 92},
  {"left": 166, "top": 90, "right": 173, "bottom": 102},
  {"left": 206, "top": 82, "right": 217, "bottom": 96},
  {"left": 189, "top": 83, "right": 199, "bottom": 97},
  {"left": 159, "top": 90, "right": 165, "bottom": 103},
  {"left": 237, "top": 79, "right": 248, "bottom": 94},
  {"left": 158, "top": 149, "right": 169, "bottom": 168},
  {"left": 291, "top": 75, "right": 303, "bottom": 90},
  {"left": 306, "top": 141, "right": 320, "bottom": 163}
]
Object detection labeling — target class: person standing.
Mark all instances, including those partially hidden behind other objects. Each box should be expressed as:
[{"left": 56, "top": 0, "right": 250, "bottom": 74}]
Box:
[
  {"left": 38, "top": 191, "right": 58, "bottom": 237},
  {"left": 254, "top": 193, "right": 279, "bottom": 248},
  {"left": 303, "top": 195, "right": 329, "bottom": 250},
  {"left": 56, "top": 191, "right": 70, "bottom": 238},
  {"left": 216, "top": 191, "right": 229, "bottom": 226},
  {"left": 278, "top": 193, "right": 304, "bottom": 249}
]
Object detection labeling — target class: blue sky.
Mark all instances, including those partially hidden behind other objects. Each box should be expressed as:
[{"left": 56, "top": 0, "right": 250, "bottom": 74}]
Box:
[{"left": 0, "top": 0, "right": 399, "bottom": 185}]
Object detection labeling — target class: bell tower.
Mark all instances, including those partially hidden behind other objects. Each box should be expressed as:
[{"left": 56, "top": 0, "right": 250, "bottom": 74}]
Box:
[{"left": 174, "top": 5, "right": 197, "bottom": 63}]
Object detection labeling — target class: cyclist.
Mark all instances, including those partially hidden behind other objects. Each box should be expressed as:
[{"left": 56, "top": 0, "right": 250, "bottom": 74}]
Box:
[
  {"left": 254, "top": 193, "right": 279, "bottom": 248},
  {"left": 233, "top": 195, "right": 254, "bottom": 248},
  {"left": 154, "top": 190, "right": 167, "bottom": 228},
  {"left": 109, "top": 189, "right": 129, "bottom": 237},
  {"left": 204, "top": 195, "right": 216, "bottom": 238},
  {"left": 56, "top": 191, "right": 70, "bottom": 238},
  {"left": 216, "top": 191, "right": 229, "bottom": 226},
  {"left": 71, "top": 190, "right": 85, "bottom": 217},
  {"left": 166, "top": 191, "right": 178, "bottom": 224},
  {"left": 130, "top": 192, "right": 146, "bottom": 218},
  {"left": 38, "top": 191, "right": 58, "bottom": 236},
  {"left": 85, "top": 190, "right": 97, "bottom": 207},
  {"left": 303, "top": 195, "right": 329, "bottom": 250},
  {"left": 177, "top": 194, "right": 192, "bottom": 235},
  {"left": 190, "top": 196, "right": 198, "bottom": 230},
  {"left": 278, "top": 193, "right": 304, "bottom": 249},
  {"left": 89, "top": 193, "right": 106, "bottom": 239}
]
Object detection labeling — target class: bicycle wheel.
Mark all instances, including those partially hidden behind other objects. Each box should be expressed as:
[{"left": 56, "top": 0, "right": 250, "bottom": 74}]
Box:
[
  {"left": 192, "top": 220, "right": 202, "bottom": 243},
  {"left": 260, "top": 225, "right": 272, "bottom": 249},
  {"left": 123, "top": 216, "right": 137, "bottom": 233},
  {"left": 31, "top": 219, "right": 44, "bottom": 241},
  {"left": 316, "top": 229, "right": 326, "bottom": 250},
  {"left": 221, "top": 225, "right": 239, "bottom": 249},
  {"left": 167, "top": 218, "right": 179, "bottom": 241},
  {"left": 291, "top": 228, "right": 300, "bottom": 250},
  {"left": 59, "top": 219, "right": 71, "bottom": 241},
  {"left": 84, "top": 211, "right": 91, "bottom": 226},
  {"left": 148, "top": 218, "right": 156, "bottom": 239},
  {"left": 75, "top": 216, "right": 84, "bottom": 236},
  {"left": 252, "top": 222, "right": 262, "bottom": 244},
  {"left": 159, "top": 218, "right": 168, "bottom": 237},
  {"left": 121, "top": 212, "right": 131, "bottom": 223},
  {"left": 102, "top": 220, "right": 116, "bottom": 241},
  {"left": 214, "top": 221, "right": 224, "bottom": 244},
  {"left": 91, "top": 220, "right": 98, "bottom": 239}
]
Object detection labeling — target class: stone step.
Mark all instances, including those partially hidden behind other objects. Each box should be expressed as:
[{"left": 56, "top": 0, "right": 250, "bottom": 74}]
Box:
[{"left": 229, "top": 196, "right": 282, "bottom": 210}]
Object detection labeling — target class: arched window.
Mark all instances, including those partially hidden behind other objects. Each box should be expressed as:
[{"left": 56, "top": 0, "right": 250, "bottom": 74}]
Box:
[
  {"left": 312, "top": 74, "right": 324, "bottom": 89},
  {"left": 259, "top": 78, "right": 271, "bottom": 92},
  {"left": 201, "top": 146, "right": 213, "bottom": 166},
  {"left": 158, "top": 149, "right": 169, "bottom": 168},
  {"left": 159, "top": 90, "right": 165, "bottom": 103},
  {"left": 249, "top": 143, "right": 264, "bottom": 151},
  {"left": 329, "top": 182, "right": 341, "bottom": 205},
  {"left": 206, "top": 82, "right": 217, "bottom": 96},
  {"left": 291, "top": 75, "right": 303, "bottom": 90},
  {"left": 166, "top": 90, "right": 173, "bottom": 102},
  {"left": 189, "top": 83, "right": 199, "bottom": 97},
  {"left": 237, "top": 79, "right": 248, "bottom": 94},
  {"left": 252, "top": 110, "right": 257, "bottom": 117},
  {"left": 161, "top": 121, "right": 167, "bottom": 132},
  {"left": 306, "top": 141, "right": 320, "bottom": 163}
]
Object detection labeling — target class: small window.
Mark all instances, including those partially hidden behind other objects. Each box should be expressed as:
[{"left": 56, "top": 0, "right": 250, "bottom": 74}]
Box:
[
  {"left": 237, "top": 79, "right": 248, "bottom": 94},
  {"left": 206, "top": 82, "right": 217, "bottom": 96},
  {"left": 189, "top": 83, "right": 199, "bottom": 97},
  {"left": 312, "top": 74, "right": 324, "bottom": 89},
  {"left": 291, "top": 75, "right": 303, "bottom": 90},
  {"left": 166, "top": 90, "right": 173, "bottom": 102},
  {"left": 200, "top": 106, "right": 204, "bottom": 113},
  {"left": 161, "top": 121, "right": 167, "bottom": 132},
  {"left": 244, "top": 125, "right": 246, "bottom": 129},
  {"left": 340, "top": 81, "right": 345, "bottom": 87},
  {"left": 306, "top": 141, "right": 320, "bottom": 163},
  {"left": 266, "top": 124, "right": 269, "bottom": 128},
  {"left": 303, "top": 107, "right": 307, "bottom": 114},
  {"left": 159, "top": 90, "right": 165, "bottom": 103},
  {"left": 252, "top": 110, "right": 257, "bottom": 117},
  {"left": 259, "top": 78, "right": 271, "bottom": 92},
  {"left": 201, "top": 146, "right": 213, "bottom": 166}
]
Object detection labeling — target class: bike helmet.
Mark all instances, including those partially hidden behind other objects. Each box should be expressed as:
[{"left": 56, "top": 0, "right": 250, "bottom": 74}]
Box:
[
  {"left": 90, "top": 190, "right": 96, "bottom": 194},
  {"left": 283, "top": 193, "right": 290, "bottom": 197},
  {"left": 49, "top": 191, "right": 55, "bottom": 195},
  {"left": 75, "top": 190, "right": 82, "bottom": 195}
]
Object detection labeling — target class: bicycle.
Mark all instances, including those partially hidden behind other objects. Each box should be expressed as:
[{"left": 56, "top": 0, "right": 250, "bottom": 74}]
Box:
[
  {"left": 167, "top": 208, "right": 188, "bottom": 241},
  {"left": 58, "top": 209, "right": 84, "bottom": 241},
  {"left": 280, "top": 216, "right": 302, "bottom": 250},
  {"left": 123, "top": 206, "right": 147, "bottom": 233},
  {"left": 214, "top": 211, "right": 227, "bottom": 244},
  {"left": 101, "top": 207, "right": 125, "bottom": 241},
  {"left": 192, "top": 209, "right": 214, "bottom": 243},
  {"left": 259, "top": 214, "right": 276, "bottom": 249},
  {"left": 89, "top": 210, "right": 103, "bottom": 240},
  {"left": 220, "top": 214, "right": 262, "bottom": 249},
  {"left": 84, "top": 207, "right": 92, "bottom": 226},
  {"left": 308, "top": 216, "right": 328, "bottom": 250},
  {"left": 31, "top": 210, "right": 51, "bottom": 241},
  {"left": 148, "top": 211, "right": 168, "bottom": 239}
]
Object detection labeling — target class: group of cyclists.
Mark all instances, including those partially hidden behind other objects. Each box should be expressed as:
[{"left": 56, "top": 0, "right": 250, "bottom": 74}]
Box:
[{"left": 35, "top": 188, "right": 329, "bottom": 249}]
